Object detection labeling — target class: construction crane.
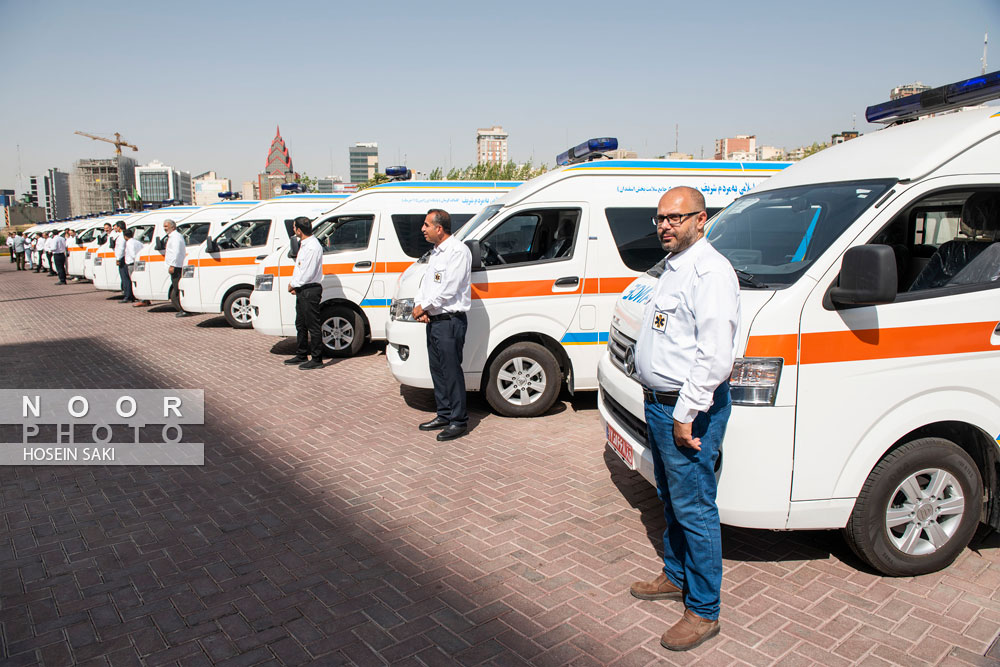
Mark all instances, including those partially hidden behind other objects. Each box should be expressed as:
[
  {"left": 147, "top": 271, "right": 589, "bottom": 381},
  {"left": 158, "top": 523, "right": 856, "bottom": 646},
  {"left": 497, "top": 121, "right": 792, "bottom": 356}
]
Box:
[{"left": 74, "top": 131, "right": 138, "bottom": 155}]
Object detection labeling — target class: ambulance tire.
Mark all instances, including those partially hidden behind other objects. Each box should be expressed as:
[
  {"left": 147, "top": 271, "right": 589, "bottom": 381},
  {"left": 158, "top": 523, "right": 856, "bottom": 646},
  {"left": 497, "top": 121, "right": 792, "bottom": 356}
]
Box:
[
  {"left": 223, "top": 289, "right": 254, "bottom": 329},
  {"left": 321, "top": 305, "right": 364, "bottom": 357},
  {"left": 843, "top": 438, "right": 982, "bottom": 577},
  {"left": 485, "top": 342, "right": 561, "bottom": 418}
]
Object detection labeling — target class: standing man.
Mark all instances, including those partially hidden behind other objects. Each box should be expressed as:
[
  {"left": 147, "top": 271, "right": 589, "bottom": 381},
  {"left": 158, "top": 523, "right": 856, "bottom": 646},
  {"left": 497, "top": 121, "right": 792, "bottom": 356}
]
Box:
[
  {"left": 12, "top": 231, "right": 26, "bottom": 270},
  {"left": 284, "top": 217, "right": 324, "bottom": 370},
  {"left": 120, "top": 228, "right": 142, "bottom": 303},
  {"left": 113, "top": 222, "right": 129, "bottom": 300},
  {"left": 51, "top": 230, "right": 68, "bottom": 284},
  {"left": 5, "top": 232, "right": 13, "bottom": 263},
  {"left": 629, "top": 187, "right": 740, "bottom": 652},
  {"left": 45, "top": 232, "right": 56, "bottom": 276},
  {"left": 163, "top": 219, "right": 191, "bottom": 318},
  {"left": 31, "top": 234, "right": 42, "bottom": 272},
  {"left": 411, "top": 209, "right": 472, "bottom": 442}
]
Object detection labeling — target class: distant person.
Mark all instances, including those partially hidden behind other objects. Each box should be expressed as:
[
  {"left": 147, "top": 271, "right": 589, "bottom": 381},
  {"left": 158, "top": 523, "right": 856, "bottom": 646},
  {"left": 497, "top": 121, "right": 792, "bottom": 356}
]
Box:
[
  {"left": 163, "top": 219, "right": 190, "bottom": 318},
  {"left": 45, "top": 232, "right": 56, "bottom": 276},
  {"left": 5, "top": 233, "right": 13, "bottom": 264},
  {"left": 12, "top": 231, "right": 26, "bottom": 270},
  {"left": 411, "top": 209, "right": 471, "bottom": 442},
  {"left": 31, "top": 234, "right": 42, "bottom": 272},
  {"left": 121, "top": 228, "right": 142, "bottom": 303},
  {"left": 113, "top": 222, "right": 129, "bottom": 300},
  {"left": 51, "top": 231, "right": 68, "bottom": 284},
  {"left": 284, "top": 217, "right": 324, "bottom": 369}
]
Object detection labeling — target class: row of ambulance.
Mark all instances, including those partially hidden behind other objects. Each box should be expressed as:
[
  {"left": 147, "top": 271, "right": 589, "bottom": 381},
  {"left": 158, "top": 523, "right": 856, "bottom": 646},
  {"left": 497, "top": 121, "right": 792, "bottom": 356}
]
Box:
[{"left": 21, "top": 71, "right": 1000, "bottom": 577}]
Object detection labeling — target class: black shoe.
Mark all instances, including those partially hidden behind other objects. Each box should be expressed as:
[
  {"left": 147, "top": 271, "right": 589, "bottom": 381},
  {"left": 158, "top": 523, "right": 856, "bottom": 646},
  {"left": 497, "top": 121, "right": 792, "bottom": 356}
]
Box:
[
  {"left": 56, "top": 281, "right": 67, "bottom": 285},
  {"left": 299, "top": 359, "right": 324, "bottom": 370},
  {"left": 437, "top": 424, "right": 467, "bottom": 441},
  {"left": 418, "top": 416, "right": 449, "bottom": 431},
  {"left": 175, "top": 312, "right": 192, "bottom": 318},
  {"left": 284, "top": 356, "right": 308, "bottom": 365}
]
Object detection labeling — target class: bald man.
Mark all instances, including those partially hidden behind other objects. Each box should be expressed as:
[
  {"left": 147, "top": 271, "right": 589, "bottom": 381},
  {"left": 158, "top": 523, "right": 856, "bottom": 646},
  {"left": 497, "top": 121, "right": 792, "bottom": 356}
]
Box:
[{"left": 629, "top": 186, "right": 740, "bottom": 651}]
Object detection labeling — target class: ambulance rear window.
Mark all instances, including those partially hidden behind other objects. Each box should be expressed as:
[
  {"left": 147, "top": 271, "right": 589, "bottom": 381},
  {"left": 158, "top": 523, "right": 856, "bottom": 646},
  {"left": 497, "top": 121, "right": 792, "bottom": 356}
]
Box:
[{"left": 391, "top": 214, "right": 474, "bottom": 258}]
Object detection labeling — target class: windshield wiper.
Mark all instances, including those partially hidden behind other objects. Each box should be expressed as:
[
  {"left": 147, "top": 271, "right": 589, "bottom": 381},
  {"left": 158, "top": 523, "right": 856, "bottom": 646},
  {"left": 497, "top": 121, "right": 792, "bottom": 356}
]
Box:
[{"left": 735, "top": 269, "right": 767, "bottom": 288}]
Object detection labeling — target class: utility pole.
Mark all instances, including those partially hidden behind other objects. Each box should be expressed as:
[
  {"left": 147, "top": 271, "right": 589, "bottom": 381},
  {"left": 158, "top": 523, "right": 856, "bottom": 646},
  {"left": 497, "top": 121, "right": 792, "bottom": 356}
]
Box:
[
  {"left": 983, "top": 32, "right": 989, "bottom": 75},
  {"left": 675, "top": 124, "right": 679, "bottom": 153}
]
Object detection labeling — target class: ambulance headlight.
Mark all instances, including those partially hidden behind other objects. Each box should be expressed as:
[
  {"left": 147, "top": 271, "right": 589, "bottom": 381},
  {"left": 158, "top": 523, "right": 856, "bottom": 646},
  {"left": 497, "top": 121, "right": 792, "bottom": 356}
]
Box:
[
  {"left": 85, "top": 251, "right": 92, "bottom": 260},
  {"left": 255, "top": 273, "right": 274, "bottom": 291},
  {"left": 182, "top": 265, "right": 195, "bottom": 278},
  {"left": 134, "top": 261, "right": 146, "bottom": 272},
  {"left": 95, "top": 257, "right": 102, "bottom": 266},
  {"left": 729, "top": 358, "right": 783, "bottom": 406},
  {"left": 390, "top": 298, "right": 417, "bottom": 322}
]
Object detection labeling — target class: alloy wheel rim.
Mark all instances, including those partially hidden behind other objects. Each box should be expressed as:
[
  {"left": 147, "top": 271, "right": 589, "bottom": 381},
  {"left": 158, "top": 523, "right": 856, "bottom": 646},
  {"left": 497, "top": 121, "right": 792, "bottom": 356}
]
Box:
[{"left": 885, "top": 467, "right": 965, "bottom": 556}]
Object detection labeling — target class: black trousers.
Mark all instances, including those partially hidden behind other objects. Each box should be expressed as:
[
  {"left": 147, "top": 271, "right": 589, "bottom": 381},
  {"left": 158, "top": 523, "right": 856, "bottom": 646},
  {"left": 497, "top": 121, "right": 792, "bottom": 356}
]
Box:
[
  {"left": 118, "top": 261, "right": 133, "bottom": 301},
  {"left": 294, "top": 284, "right": 323, "bottom": 360},
  {"left": 426, "top": 313, "right": 468, "bottom": 426},
  {"left": 53, "top": 253, "right": 67, "bottom": 283},
  {"left": 169, "top": 269, "right": 185, "bottom": 312},
  {"left": 14, "top": 252, "right": 25, "bottom": 270},
  {"left": 46, "top": 252, "right": 55, "bottom": 274}
]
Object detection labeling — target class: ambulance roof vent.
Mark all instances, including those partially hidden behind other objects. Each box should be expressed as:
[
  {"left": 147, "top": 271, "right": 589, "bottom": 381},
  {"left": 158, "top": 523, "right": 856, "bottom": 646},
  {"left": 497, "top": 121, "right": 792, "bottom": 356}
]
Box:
[
  {"left": 866, "top": 70, "right": 1000, "bottom": 124},
  {"left": 556, "top": 137, "right": 618, "bottom": 166}
]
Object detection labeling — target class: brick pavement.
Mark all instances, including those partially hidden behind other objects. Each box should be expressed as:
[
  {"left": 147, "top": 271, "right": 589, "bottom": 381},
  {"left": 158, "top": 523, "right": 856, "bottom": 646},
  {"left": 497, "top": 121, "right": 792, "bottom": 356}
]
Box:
[{"left": 1, "top": 262, "right": 999, "bottom": 666}]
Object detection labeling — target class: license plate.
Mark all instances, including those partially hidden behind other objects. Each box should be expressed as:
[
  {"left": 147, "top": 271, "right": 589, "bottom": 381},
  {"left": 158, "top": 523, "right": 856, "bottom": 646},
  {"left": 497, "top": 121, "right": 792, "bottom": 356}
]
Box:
[{"left": 607, "top": 423, "right": 634, "bottom": 469}]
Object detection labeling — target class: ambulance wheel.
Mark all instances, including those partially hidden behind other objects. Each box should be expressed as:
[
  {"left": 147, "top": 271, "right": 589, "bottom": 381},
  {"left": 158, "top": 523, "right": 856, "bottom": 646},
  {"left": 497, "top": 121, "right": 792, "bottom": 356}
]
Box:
[
  {"left": 485, "top": 342, "right": 560, "bottom": 417},
  {"left": 843, "top": 438, "right": 982, "bottom": 576},
  {"left": 321, "top": 305, "right": 364, "bottom": 357},
  {"left": 223, "top": 289, "right": 254, "bottom": 329}
]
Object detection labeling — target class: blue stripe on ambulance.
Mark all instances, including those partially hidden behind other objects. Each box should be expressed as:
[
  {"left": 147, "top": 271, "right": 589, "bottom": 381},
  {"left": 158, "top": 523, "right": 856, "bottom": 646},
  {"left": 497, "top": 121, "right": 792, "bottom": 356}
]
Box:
[{"left": 560, "top": 332, "right": 610, "bottom": 345}]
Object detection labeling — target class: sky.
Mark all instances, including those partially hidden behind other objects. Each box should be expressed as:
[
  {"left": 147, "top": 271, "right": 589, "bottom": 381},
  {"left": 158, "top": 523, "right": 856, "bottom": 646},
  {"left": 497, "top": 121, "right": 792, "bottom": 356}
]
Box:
[{"left": 1, "top": 0, "right": 997, "bottom": 194}]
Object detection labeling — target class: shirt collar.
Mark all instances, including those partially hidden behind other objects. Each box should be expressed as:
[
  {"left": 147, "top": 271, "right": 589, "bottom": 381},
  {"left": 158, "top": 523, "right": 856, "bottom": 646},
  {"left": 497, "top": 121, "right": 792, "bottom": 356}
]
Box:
[
  {"left": 664, "top": 237, "right": 708, "bottom": 272},
  {"left": 432, "top": 235, "right": 455, "bottom": 254}
]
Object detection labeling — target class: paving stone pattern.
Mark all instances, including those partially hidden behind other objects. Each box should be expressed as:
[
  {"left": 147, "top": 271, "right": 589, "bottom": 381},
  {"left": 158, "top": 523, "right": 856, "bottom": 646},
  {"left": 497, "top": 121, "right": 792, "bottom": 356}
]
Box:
[{"left": 1, "top": 263, "right": 999, "bottom": 666}]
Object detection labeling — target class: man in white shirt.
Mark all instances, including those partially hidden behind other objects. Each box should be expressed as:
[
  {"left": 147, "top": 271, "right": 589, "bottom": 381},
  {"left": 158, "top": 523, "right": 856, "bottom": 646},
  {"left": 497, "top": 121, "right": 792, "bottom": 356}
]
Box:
[
  {"left": 411, "top": 209, "right": 472, "bottom": 441},
  {"left": 629, "top": 187, "right": 740, "bottom": 652},
  {"left": 120, "top": 228, "right": 143, "bottom": 303},
  {"left": 31, "top": 234, "right": 42, "bottom": 272},
  {"left": 45, "top": 232, "right": 56, "bottom": 276},
  {"left": 285, "top": 217, "right": 325, "bottom": 369},
  {"left": 5, "top": 233, "right": 13, "bottom": 264},
  {"left": 51, "top": 232, "right": 68, "bottom": 284},
  {"left": 163, "top": 219, "right": 190, "bottom": 317},
  {"left": 113, "top": 222, "right": 130, "bottom": 300}
]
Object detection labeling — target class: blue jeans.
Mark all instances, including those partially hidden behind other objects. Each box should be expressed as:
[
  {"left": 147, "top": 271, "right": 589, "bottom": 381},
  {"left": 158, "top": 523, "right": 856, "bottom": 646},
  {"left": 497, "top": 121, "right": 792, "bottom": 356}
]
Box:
[{"left": 644, "top": 381, "right": 731, "bottom": 620}]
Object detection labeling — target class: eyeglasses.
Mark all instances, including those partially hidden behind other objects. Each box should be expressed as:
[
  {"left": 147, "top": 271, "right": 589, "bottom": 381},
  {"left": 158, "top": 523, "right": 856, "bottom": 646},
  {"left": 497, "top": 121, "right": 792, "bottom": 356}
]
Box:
[{"left": 652, "top": 211, "right": 704, "bottom": 227}]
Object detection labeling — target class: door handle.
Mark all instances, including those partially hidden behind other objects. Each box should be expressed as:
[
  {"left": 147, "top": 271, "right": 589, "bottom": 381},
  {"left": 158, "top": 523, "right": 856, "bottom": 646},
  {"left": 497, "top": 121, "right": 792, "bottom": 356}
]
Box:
[
  {"left": 554, "top": 276, "right": 579, "bottom": 287},
  {"left": 354, "top": 261, "right": 372, "bottom": 269},
  {"left": 256, "top": 255, "right": 267, "bottom": 260}
]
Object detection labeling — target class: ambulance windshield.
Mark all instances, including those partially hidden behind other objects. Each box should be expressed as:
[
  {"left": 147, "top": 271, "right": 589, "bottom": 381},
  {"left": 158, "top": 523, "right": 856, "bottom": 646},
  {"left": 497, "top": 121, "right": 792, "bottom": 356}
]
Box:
[{"left": 705, "top": 179, "right": 895, "bottom": 287}]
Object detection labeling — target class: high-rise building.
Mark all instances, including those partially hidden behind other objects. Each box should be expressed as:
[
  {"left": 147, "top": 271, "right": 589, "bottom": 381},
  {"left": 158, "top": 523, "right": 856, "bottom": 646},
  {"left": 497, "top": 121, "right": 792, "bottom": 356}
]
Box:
[
  {"left": 349, "top": 143, "right": 379, "bottom": 184},
  {"left": 891, "top": 82, "right": 931, "bottom": 100},
  {"left": 192, "top": 171, "right": 232, "bottom": 205},
  {"left": 258, "top": 126, "right": 298, "bottom": 199},
  {"left": 714, "top": 135, "right": 757, "bottom": 160},
  {"left": 29, "top": 168, "right": 72, "bottom": 219},
  {"left": 70, "top": 156, "right": 137, "bottom": 216},
  {"left": 476, "top": 126, "right": 508, "bottom": 165},
  {"left": 135, "top": 160, "right": 193, "bottom": 204}
]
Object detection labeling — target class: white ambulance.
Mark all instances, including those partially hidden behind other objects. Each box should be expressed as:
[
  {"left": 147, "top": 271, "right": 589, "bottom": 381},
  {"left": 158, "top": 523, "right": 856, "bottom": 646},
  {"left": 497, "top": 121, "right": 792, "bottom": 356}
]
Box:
[
  {"left": 132, "top": 200, "right": 258, "bottom": 304},
  {"left": 83, "top": 214, "right": 132, "bottom": 282},
  {"left": 68, "top": 217, "right": 117, "bottom": 279},
  {"left": 250, "top": 180, "right": 519, "bottom": 356},
  {"left": 178, "top": 193, "right": 350, "bottom": 328},
  {"left": 93, "top": 207, "right": 199, "bottom": 291},
  {"left": 598, "top": 73, "right": 1000, "bottom": 576},
  {"left": 386, "top": 146, "right": 790, "bottom": 417}
]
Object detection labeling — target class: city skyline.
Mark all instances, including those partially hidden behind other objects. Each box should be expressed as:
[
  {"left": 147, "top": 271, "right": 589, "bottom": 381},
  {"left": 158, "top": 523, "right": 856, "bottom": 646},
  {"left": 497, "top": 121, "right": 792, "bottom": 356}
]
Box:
[{"left": 1, "top": 0, "right": 996, "bottom": 195}]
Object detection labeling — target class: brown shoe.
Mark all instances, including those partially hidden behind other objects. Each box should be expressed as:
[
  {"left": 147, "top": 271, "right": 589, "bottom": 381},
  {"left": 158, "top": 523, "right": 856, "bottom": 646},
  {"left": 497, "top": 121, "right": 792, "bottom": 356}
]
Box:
[
  {"left": 660, "top": 609, "right": 720, "bottom": 651},
  {"left": 629, "top": 572, "right": 682, "bottom": 601}
]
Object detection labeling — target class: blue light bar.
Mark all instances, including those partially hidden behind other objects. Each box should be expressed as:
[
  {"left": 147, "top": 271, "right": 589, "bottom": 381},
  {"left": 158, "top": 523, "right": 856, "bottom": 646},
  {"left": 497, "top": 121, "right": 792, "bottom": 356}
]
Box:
[
  {"left": 866, "top": 70, "right": 1000, "bottom": 124},
  {"left": 280, "top": 183, "right": 306, "bottom": 193},
  {"left": 556, "top": 137, "right": 619, "bottom": 166},
  {"left": 385, "top": 166, "right": 408, "bottom": 177}
]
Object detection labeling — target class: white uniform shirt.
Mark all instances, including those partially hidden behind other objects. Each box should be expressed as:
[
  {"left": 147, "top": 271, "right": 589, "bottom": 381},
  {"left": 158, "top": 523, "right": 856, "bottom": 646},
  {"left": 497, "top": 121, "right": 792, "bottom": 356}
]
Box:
[
  {"left": 5, "top": 237, "right": 12, "bottom": 251},
  {"left": 51, "top": 235, "right": 67, "bottom": 254},
  {"left": 289, "top": 235, "right": 323, "bottom": 288},
  {"left": 164, "top": 230, "right": 186, "bottom": 268},
  {"left": 634, "top": 238, "right": 740, "bottom": 424},
  {"left": 416, "top": 235, "right": 472, "bottom": 315},
  {"left": 124, "top": 238, "right": 144, "bottom": 264},
  {"left": 45, "top": 236, "right": 55, "bottom": 252},
  {"left": 113, "top": 231, "right": 125, "bottom": 260}
]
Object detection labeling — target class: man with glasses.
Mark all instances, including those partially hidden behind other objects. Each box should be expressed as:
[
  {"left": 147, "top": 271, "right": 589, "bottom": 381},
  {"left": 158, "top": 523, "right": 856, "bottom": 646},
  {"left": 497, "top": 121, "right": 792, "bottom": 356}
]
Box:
[{"left": 628, "top": 186, "right": 740, "bottom": 652}]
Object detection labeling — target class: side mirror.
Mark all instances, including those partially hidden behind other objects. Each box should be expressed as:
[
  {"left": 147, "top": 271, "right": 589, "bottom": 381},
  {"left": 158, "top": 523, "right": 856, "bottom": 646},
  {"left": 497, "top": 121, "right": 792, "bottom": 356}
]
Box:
[
  {"left": 154, "top": 236, "right": 166, "bottom": 252},
  {"left": 204, "top": 237, "right": 220, "bottom": 253},
  {"left": 467, "top": 240, "right": 482, "bottom": 271},
  {"left": 829, "top": 244, "right": 897, "bottom": 307},
  {"left": 98, "top": 233, "right": 107, "bottom": 245},
  {"left": 287, "top": 236, "right": 300, "bottom": 259}
]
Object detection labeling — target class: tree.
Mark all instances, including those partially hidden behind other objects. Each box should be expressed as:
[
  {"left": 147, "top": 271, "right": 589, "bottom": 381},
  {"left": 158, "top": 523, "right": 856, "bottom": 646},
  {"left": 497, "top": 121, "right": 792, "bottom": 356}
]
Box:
[
  {"left": 357, "top": 173, "right": 392, "bottom": 190},
  {"left": 296, "top": 172, "right": 318, "bottom": 192},
  {"left": 435, "top": 161, "right": 549, "bottom": 182},
  {"left": 428, "top": 167, "right": 443, "bottom": 180},
  {"left": 802, "top": 142, "right": 828, "bottom": 158}
]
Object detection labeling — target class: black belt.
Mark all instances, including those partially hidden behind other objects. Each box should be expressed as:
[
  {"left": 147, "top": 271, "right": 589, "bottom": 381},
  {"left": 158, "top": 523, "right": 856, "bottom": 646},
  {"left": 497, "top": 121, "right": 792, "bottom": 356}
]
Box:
[
  {"left": 643, "top": 387, "right": 680, "bottom": 405},
  {"left": 296, "top": 282, "right": 321, "bottom": 290},
  {"left": 428, "top": 312, "right": 465, "bottom": 321}
]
